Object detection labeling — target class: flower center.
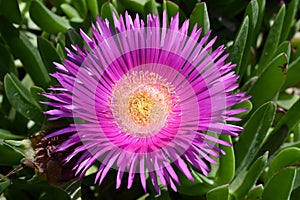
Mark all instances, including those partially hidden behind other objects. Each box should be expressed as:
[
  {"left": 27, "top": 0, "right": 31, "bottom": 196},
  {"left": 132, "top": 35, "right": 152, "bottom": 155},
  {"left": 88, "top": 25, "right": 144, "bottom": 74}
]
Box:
[
  {"left": 128, "top": 89, "right": 156, "bottom": 126},
  {"left": 110, "top": 70, "right": 176, "bottom": 137}
]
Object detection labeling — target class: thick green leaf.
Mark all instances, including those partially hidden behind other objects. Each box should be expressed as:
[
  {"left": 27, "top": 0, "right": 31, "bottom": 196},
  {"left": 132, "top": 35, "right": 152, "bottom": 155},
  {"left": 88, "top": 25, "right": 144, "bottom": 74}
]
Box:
[
  {"left": 275, "top": 41, "right": 291, "bottom": 59},
  {"left": 112, "top": 0, "right": 126, "bottom": 13},
  {"left": 144, "top": 0, "right": 158, "bottom": 16},
  {"left": 6, "top": 74, "right": 35, "bottom": 105},
  {"left": 189, "top": 3, "right": 210, "bottom": 37},
  {"left": 282, "top": 56, "right": 300, "bottom": 89},
  {"left": 277, "top": 92, "right": 299, "bottom": 110},
  {"left": 238, "top": 0, "right": 259, "bottom": 79},
  {"left": 257, "top": 5, "right": 286, "bottom": 74},
  {"left": 215, "top": 135, "right": 235, "bottom": 185},
  {"left": 234, "top": 102, "right": 276, "bottom": 172},
  {"left": 275, "top": 98, "right": 300, "bottom": 133},
  {"left": 60, "top": 3, "right": 83, "bottom": 22},
  {"left": 245, "top": 0, "right": 259, "bottom": 32},
  {"left": 249, "top": 53, "right": 287, "bottom": 110},
  {"left": 177, "top": 182, "right": 212, "bottom": 196},
  {"left": 37, "top": 36, "right": 61, "bottom": 74},
  {"left": 245, "top": 185, "right": 263, "bottom": 200},
  {"left": 3, "top": 139, "right": 33, "bottom": 158},
  {"left": 118, "top": 0, "right": 148, "bottom": 13},
  {"left": 281, "top": 140, "right": 300, "bottom": 150},
  {"left": 280, "top": 0, "right": 299, "bottom": 41},
  {"left": 56, "top": 43, "right": 67, "bottom": 60},
  {"left": 0, "top": 129, "right": 25, "bottom": 140},
  {"left": 264, "top": 147, "right": 300, "bottom": 181},
  {"left": 294, "top": 124, "right": 300, "bottom": 142},
  {"left": 87, "top": 0, "right": 99, "bottom": 21},
  {"left": 163, "top": 0, "right": 179, "bottom": 20},
  {"left": 230, "top": 152, "right": 268, "bottom": 199},
  {"left": 206, "top": 185, "right": 229, "bottom": 200},
  {"left": 0, "top": 17, "right": 51, "bottom": 89},
  {"left": 100, "top": 2, "right": 119, "bottom": 27},
  {"left": 0, "top": 0, "right": 21, "bottom": 24},
  {"left": 262, "top": 167, "right": 296, "bottom": 200},
  {"left": 71, "top": 0, "right": 87, "bottom": 18},
  {"left": 0, "top": 140, "right": 24, "bottom": 166},
  {"left": 256, "top": 125, "right": 289, "bottom": 159},
  {"left": 0, "top": 44, "right": 17, "bottom": 80},
  {"left": 177, "top": 168, "right": 213, "bottom": 196},
  {"left": 4, "top": 74, "right": 43, "bottom": 124},
  {"left": 56, "top": 32, "right": 66, "bottom": 48},
  {"left": 29, "top": 1, "right": 71, "bottom": 34},
  {"left": 293, "top": 167, "right": 300, "bottom": 190},
  {"left": 259, "top": 89, "right": 300, "bottom": 153},
  {"left": 61, "top": 4, "right": 81, "bottom": 19},
  {"left": 254, "top": 0, "right": 266, "bottom": 38},
  {"left": 228, "top": 16, "right": 249, "bottom": 76},
  {"left": 163, "top": 1, "right": 186, "bottom": 25},
  {"left": 21, "top": 73, "right": 34, "bottom": 89},
  {"left": 267, "top": 53, "right": 289, "bottom": 71}
]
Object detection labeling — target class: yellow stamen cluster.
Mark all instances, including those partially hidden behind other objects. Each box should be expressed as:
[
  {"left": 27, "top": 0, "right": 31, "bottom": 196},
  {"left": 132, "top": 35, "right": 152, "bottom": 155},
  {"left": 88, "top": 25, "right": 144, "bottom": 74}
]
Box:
[{"left": 128, "top": 89, "right": 156, "bottom": 126}]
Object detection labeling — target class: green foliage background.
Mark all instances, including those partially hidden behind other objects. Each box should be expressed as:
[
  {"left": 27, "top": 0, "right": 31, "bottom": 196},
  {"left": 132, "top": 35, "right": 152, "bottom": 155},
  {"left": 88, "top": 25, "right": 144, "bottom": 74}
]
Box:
[{"left": 0, "top": 0, "right": 300, "bottom": 199}]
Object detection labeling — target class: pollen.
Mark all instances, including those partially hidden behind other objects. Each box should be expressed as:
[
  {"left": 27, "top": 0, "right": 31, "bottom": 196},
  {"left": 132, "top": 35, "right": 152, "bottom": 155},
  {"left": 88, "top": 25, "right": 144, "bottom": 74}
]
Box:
[{"left": 128, "top": 89, "right": 156, "bottom": 126}]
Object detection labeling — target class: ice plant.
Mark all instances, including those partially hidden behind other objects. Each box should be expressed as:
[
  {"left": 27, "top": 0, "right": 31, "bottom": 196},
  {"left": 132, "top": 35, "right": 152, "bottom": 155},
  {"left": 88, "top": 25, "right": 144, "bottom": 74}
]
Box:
[{"left": 44, "top": 12, "right": 248, "bottom": 193}]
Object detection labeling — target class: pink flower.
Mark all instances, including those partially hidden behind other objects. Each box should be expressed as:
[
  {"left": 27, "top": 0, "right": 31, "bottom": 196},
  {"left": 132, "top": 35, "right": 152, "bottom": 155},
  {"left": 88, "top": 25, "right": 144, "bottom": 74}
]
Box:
[{"left": 44, "top": 12, "right": 249, "bottom": 194}]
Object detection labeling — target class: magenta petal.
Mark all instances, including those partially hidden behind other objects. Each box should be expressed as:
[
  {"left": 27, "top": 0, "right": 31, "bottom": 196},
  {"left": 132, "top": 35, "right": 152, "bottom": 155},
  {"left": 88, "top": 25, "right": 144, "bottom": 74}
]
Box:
[{"left": 116, "top": 169, "right": 124, "bottom": 189}]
